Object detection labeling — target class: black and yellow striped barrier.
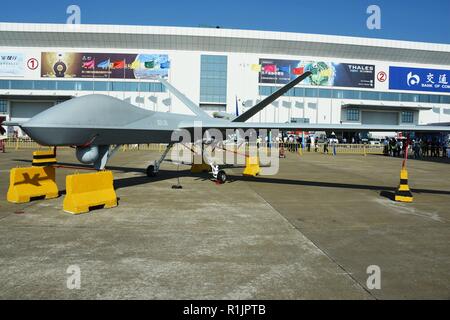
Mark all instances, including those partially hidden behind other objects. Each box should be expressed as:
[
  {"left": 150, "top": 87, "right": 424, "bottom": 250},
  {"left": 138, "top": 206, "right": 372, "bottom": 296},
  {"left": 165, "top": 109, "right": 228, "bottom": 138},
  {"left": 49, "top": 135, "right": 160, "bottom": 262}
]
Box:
[
  {"left": 395, "top": 167, "right": 413, "bottom": 202},
  {"left": 32, "top": 149, "right": 57, "bottom": 167}
]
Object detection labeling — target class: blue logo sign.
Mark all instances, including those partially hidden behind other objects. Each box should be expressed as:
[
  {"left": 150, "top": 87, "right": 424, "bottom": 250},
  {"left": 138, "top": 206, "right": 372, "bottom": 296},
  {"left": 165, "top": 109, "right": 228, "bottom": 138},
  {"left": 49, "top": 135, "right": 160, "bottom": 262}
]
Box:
[{"left": 389, "top": 66, "right": 450, "bottom": 93}]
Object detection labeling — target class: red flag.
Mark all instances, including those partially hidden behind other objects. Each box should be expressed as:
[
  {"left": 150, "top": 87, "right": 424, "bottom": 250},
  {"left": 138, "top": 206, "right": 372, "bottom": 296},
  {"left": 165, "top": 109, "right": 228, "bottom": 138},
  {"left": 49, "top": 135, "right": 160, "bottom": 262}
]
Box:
[
  {"left": 292, "top": 67, "right": 304, "bottom": 75},
  {"left": 112, "top": 60, "right": 125, "bottom": 69}
]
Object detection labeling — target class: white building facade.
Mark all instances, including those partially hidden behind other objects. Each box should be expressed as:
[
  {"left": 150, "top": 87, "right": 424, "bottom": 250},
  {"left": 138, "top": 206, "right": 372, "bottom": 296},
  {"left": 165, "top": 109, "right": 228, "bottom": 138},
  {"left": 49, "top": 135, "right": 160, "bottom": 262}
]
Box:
[{"left": 0, "top": 23, "right": 449, "bottom": 138}]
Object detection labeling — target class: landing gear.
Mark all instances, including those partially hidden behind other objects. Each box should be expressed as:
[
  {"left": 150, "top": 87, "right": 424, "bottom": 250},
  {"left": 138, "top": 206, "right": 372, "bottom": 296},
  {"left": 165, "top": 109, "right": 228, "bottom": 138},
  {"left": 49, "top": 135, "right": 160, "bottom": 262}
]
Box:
[
  {"left": 217, "top": 170, "right": 227, "bottom": 184},
  {"left": 202, "top": 149, "right": 227, "bottom": 184},
  {"left": 146, "top": 143, "right": 173, "bottom": 178}
]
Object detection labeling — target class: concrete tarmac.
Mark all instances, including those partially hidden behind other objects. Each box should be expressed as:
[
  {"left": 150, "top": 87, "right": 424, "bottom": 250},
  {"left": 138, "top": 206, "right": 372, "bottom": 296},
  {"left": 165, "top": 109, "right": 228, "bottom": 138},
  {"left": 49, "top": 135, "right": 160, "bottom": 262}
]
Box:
[{"left": 0, "top": 148, "right": 449, "bottom": 299}]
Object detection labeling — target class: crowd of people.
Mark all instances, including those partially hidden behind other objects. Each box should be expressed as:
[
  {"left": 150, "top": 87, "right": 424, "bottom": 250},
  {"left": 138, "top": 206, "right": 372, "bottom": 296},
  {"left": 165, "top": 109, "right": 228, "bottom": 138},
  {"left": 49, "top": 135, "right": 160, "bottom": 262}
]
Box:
[
  {"left": 256, "top": 133, "right": 450, "bottom": 159},
  {"left": 384, "top": 137, "right": 449, "bottom": 158}
]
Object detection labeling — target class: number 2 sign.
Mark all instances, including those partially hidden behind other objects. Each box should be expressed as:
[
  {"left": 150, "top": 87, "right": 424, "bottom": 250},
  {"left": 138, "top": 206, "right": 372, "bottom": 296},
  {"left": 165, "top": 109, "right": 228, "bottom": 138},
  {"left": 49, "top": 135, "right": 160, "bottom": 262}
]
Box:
[{"left": 377, "top": 71, "right": 387, "bottom": 82}]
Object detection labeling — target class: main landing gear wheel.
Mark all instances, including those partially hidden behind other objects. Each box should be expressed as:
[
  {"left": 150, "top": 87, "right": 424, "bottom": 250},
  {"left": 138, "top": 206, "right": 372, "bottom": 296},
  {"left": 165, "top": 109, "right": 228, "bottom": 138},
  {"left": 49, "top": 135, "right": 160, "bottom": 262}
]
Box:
[
  {"left": 217, "top": 170, "right": 227, "bottom": 184},
  {"left": 146, "top": 165, "right": 156, "bottom": 177}
]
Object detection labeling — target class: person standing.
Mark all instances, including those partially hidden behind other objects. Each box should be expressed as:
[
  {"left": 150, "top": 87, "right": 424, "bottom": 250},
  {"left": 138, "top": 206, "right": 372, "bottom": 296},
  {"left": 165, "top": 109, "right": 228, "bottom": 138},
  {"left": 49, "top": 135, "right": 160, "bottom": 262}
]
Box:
[
  {"left": 442, "top": 140, "right": 447, "bottom": 158},
  {"left": 324, "top": 138, "right": 329, "bottom": 154},
  {"left": 413, "top": 140, "right": 421, "bottom": 159}
]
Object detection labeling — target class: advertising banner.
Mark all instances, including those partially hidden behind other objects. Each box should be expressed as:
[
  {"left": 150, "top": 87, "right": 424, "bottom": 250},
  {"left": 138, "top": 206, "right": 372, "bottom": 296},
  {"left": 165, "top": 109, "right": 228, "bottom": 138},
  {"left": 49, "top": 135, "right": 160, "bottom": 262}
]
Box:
[
  {"left": 41, "top": 52, "right": 170, "bottom": 79},
  {"left": 389, "top": 66, "right": 450, "bottom": 93},
  {"left": 0, "top": 53, "right": 24, "bottom": 77},
  {"left": 258, "top": 58, "right": 375, "bottom": 88}
]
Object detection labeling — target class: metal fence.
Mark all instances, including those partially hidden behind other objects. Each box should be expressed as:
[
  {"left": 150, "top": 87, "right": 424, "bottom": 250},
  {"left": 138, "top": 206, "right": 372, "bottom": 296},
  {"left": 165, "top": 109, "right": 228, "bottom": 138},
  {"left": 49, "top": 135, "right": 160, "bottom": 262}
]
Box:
[
  {"left": 4, "top": 138, "right": 44, "bottom": 150},
  {"left": 280, "top": 142, "right": 385, "bottom": 155},
  {"left": 1, "top": 138, "right": 385, "bottom": 155},
  {"left": 1, "top": 138, "right": 170, "bottom": 151}
]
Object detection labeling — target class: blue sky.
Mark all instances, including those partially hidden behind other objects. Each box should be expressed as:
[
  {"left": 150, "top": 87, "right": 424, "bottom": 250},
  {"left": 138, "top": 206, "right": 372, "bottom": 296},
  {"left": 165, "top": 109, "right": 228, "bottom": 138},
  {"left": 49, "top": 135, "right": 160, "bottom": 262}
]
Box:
[{"left": 0, "top": 0, "right": 449, "bottom": 44}]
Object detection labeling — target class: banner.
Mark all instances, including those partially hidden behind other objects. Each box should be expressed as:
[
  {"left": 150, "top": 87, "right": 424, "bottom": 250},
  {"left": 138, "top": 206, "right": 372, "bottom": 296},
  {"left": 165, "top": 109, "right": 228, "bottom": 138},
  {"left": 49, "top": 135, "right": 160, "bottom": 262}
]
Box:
[
  {"left": 258, "top": 59, "right": 375, "bottom": 88},
  {"left": 41, "top": 52, "right": 170, "bottom": 79},
  {"left": 389, "top": 66, "right": 450, "bottom": 93},
  {"left": 0, "top": 53, "right": 24, "bottom": 77}
]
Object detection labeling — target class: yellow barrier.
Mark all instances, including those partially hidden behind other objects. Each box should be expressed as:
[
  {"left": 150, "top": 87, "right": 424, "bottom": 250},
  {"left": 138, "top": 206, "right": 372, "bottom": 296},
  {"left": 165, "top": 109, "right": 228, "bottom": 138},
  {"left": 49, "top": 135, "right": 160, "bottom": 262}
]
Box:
[
  {"left": 32, "top": 149, "right": 57, "bottom": 166},
  {"left": 63, "top": 170, "right": 117, "bottom": 214},
  {"left": 243, "top": 156, "right": 260, "bottom": 177},
  {"left": 7, "top": 166, "right": 59, "bottom": 203}
]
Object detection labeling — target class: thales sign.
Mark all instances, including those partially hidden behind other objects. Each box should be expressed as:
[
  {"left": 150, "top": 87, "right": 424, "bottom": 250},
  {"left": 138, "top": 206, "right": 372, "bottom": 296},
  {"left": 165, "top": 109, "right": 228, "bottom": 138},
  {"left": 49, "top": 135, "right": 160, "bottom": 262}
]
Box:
[{"left": 389, "top": 66, "right": 450, "bottom": 93}]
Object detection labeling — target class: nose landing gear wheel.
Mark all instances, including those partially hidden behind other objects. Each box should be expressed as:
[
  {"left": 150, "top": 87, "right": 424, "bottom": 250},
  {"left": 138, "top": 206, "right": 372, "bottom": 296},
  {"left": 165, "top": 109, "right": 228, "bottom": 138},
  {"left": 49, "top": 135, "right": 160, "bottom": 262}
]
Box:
[
  {"left": 146, "top": 165, "right": 156, "bottom": 177},
  {"left": 217, "top": 170, "right": 227, "bottom": 184}
]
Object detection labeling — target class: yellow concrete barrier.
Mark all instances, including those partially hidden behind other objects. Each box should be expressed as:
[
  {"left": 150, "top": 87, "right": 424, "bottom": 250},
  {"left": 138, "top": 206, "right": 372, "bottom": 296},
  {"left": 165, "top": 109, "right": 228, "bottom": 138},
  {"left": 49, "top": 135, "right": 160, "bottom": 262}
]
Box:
[
  {"left": 63, "top": 170, "right": 118, "bottom": 214},
  {"left": 7, "top": 166, "right": 59, "bottom": 203},
  {"left": 243, "top": 156, "right": 260, "bottom": 177},
  {"left": 32, "top": 149, "right": 57, "bottom": 166},
  {"left": 395, "top": 167, "right": 413, "bottom": 203}
]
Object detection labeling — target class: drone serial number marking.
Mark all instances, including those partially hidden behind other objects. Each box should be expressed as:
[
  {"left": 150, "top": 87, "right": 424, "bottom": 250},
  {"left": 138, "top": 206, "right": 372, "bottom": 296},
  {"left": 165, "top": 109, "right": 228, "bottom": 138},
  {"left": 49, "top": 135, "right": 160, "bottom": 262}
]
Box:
[{"left": 157, "top": 120, "right": 168, "bottom": 126}]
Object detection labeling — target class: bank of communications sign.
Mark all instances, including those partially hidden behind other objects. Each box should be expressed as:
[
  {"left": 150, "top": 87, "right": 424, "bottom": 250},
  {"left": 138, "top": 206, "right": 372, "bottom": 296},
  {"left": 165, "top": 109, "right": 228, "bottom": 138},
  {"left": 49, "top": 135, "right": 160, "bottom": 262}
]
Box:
[{"left": 389, "top": 66, "right": 450, "bottom": 93}]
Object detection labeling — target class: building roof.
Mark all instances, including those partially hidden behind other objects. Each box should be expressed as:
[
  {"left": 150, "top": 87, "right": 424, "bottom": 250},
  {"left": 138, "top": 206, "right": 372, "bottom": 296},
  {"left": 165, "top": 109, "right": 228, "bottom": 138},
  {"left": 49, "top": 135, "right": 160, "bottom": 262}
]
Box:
[{"left": 0, "top": 22, "right": 450, "bottom": 65}]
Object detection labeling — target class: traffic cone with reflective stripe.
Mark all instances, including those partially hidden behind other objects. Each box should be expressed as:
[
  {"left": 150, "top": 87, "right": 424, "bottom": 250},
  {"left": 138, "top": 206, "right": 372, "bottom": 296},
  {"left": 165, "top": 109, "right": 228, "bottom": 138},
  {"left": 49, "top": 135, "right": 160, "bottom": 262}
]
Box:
[{"left": 395, "top": 161, "right": 413, "bottom": 203}]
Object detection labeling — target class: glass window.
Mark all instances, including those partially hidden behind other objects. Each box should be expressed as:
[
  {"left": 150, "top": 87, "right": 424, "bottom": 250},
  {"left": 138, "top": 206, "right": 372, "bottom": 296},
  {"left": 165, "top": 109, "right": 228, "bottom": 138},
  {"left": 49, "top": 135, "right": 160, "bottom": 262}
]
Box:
[
  {"left": 429, "top": 95, "right": 440, "bottom": 103},
  {"left": 0, "top": 80, "right": 10, "bottom": 89},
  {"left": 57, "top": 81, "right": 77, "bottom": 91},
  {"left": 153, "top": 83, "right": 166, "bottom": 92},
  {"left": 332, "top": 90, "right": 344, "bottom": 99},
  {"left": 125, "top": 82, "right": 139, "bottom": 92},
  {"left": 380, "top": 92, "right": 400, "bottom": 102},
  {"left": 342, "top": 90, "right": 359, "bottom": 99},
  {"left": 34, "top": 81, "right": 57, "bottom": 90},
  {"left": 259, "top": 86, "right": 271, "bottom": 96},
  {"left": 294, "top": 87, "right": 304, "bottom": 97},
  {"left": 74, "top": 82, "right": 83, "bottom": 91},
  {"left": 346, "top": 108, "right": 360, "bottom": 121},
  {"left": 10, "top": 80, "right": 33, "bottom": 90},
  {"left": 418, "top": 94, "right": 430, "bottom": 103},
  {"left": 401, "top": 111, "right": 414, "bottom": 123},
  {"left": 440, "top": 95, "right": 450, "bottom": 104},
  {"left": 111, "top": 82, "right": 125, "bottom": 92},
  {"left": 286, "top": 88, "right": 295, "bottom": 97},
  {"left": 139, "top": 82, "right": 150, "bottom": 92},
  {"left": 0, "top": 100, "right": 7, "bottom": 113},
  {"left": 200, "top": 55, "right": 227, "bottom": 103},
  {"left": 80, "top": 81, "right": 94, "bottom": 91},
  {"left": 318, "top": 89, "right": 332, "bottom": 98},
  {"left": 149, "top": 83, "right": 159, "bottom": 92},
  {"left": 400, "top": 93, "right": 419, "bottom": 102},
  {"left": 360, "top": 91, "right": 379, "bottom": 100},
  {"left": 305, "top": 88, "right": 317, "bottom": 97},
  {"left": 94, "top": 81, "right": 109, "bottom": 91}
]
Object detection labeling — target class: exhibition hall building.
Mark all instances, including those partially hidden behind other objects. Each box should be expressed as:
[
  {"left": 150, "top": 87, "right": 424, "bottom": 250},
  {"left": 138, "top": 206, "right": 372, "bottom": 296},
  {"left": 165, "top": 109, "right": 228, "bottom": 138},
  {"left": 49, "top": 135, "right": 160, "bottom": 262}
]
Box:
[{"left": 0, "top": 22, "right": 449, "bottom": 138}]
